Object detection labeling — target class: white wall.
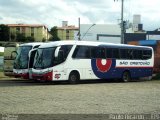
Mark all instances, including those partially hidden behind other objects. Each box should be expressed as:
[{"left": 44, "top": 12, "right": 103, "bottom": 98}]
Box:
[
  {"left": 79, "top": 24, "right": 121, "bottom": 44},
  {"left": 0, "top": 47, "right": 4, "bottom": 67},
  {"left": 74, "top": 31, "right": 79, "bottom": 40},
  {"left": 0, "top": 47, "right": 4, "bottom": 52},
  {"left": 147, "top": 35, "right": 160, "bottom": 40}
]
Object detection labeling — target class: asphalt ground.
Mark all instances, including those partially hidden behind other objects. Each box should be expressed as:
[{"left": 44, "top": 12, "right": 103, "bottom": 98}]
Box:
[{"left": 0, "top": 78, "right": 160, "bottom": 120}]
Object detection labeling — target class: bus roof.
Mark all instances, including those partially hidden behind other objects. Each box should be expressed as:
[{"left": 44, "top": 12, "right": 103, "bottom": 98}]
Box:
[{"left": 38, "top": 40, "right": 152, "bottom": 49}]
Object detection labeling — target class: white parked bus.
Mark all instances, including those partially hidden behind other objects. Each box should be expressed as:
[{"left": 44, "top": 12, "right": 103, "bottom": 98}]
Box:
[
  {"left": 32, "top": 41, "right": 154, "bottom": 83},
  {"left": 3, "top": 42, "right": 19, "bottom": 76},
  {"left": 13, "top": 42, "right": 43, "bottom": 79}
]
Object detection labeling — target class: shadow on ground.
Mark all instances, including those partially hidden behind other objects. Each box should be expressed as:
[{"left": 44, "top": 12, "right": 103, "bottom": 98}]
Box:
[{"left": 0, "top": 78, "right": 150, "bottom": 87}]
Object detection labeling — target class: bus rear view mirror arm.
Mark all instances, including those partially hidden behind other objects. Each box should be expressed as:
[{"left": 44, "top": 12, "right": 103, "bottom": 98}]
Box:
[{"left": 11, "top": 51, "right": 18, "bottom": 59}]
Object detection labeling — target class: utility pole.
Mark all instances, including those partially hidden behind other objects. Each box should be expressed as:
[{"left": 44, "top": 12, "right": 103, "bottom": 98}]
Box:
[
  {"left": 114, "top": 0, "right": 124, "bottom": 44},
  {"left": 121, "top": 0, "right": 124, "bottom": 44},
  {"left": 78, "top": 17, "right": 81, "bottom": 40}
]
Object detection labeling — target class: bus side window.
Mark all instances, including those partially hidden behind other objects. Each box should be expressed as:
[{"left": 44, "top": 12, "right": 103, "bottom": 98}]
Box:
[
  {"left": 120, "top": 49, "right": 127, "bottom": 59},
  {"left": 91, "top": 47, "right": 96, "bottom": 58},
  {"left": 132, "top": 50, "right": 138, "bottom": 59},
  {"left": 72, "top": 46, "right": 90, "bottom": 59},
  {"left": 106, "top": 48, "right": 120, "bottom": 59},
  {"left": 132, "top": 50, "right": 140, "bottom": 60},
  {"left": 112, "top": 48, "right": 120, "bottom": 59},
  {"left": 91, "top": 47, "right": 105, "bottom": 59},
  {"left": 137, "top": 50, "right": 143, "bottom": 60},
  {"left": 143, "top": 50, "right": 152, "bottom": 60},
  {"left": 106, "top": 48, "right": 112, "bottom": 58},
  {"left": 60, "top": 45, "right": 73, "bottom": 60},
  {"left": 127, "top": 49, "right": 133, "bottom": 59},
  {"left": 101, "top": 47, "right": 105, "bottom": 59}
]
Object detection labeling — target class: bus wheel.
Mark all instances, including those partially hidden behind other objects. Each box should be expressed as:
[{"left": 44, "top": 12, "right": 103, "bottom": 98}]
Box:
[
  {"left": 122, "top": 71, "right": 131, "bottom": 82},
  {"left": 69, "top": 72, "right": 79, "bottom": 84}
]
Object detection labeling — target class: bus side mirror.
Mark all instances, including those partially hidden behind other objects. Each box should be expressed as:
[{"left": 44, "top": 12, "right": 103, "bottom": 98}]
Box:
[
  {"left": 55, "top": 46, "right": 61, "bottom": 58},
  {"left": 11, "top": 51, "right": 17, "bottom": 60}
]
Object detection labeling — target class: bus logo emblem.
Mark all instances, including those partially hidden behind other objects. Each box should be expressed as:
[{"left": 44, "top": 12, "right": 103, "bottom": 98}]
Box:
[
  {"left": 55, "top": 74, "right": 61, "bottom": 79},
  {"left": 96, "top": 59, "right": 112, "bottom": 72},
  {"left": 91, "top": 58, "right": 116, "bottom": 79}
]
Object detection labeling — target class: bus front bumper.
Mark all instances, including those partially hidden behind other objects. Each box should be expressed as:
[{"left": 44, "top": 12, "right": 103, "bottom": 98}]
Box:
[
  {"left": 14, "top": 73, "right": 29, "bottom": 79},
  {"left": 32, "top": 71, "right": 53, "bottom": 81}
]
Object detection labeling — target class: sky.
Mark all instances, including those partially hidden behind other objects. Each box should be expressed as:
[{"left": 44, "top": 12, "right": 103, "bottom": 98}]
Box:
[{"left": 0, "top": 0, "right": 160, "bottom": 30}]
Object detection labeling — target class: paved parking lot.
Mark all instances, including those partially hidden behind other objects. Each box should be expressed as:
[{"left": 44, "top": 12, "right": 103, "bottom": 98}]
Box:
[{"left": 0, "top": 79, "right": 160, "bottom": 118}]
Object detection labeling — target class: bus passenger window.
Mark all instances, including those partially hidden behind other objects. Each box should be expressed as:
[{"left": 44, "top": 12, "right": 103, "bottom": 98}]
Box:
[
  {"left": 143, "top": 50, "right": 152, "bottom": 60},
  {"left": 72, "top": 46, "right": 90, "bottom": 59},
  {"left": 106, "top": 48, "right": 119, "bottom": 59},
  {"left": 91, "top": 47, "right": 105, "bottom": 58},
  {"left": 137, "top": 50, "right": 143, "bottom": 60},
  {"left": 101, "top": 48, "right": 105, "bottom": 59},
  {"left": 132, "top": 50, "right": 137, "bottom": 59},
  {"left": 60, "top": 45, "right": 73, "bottom": 60},
  {"left": 112, "top": 48, "right": 119, "bottom": 59},
  {"left": 127, "top": 50, "right": 133, "bottom": 59},
  {"left": 120, "top": 49, "right": 127, "bottom": 59},
  {"left": 106, "top": 48, "right": 112, "bottom": 58}
]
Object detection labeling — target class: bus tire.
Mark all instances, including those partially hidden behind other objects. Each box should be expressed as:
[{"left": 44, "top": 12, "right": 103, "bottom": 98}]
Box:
[
  {"left": 69, "top": 71, "right": 80, "bottom": 84},
  {"left": 122, "top": 71, "right": 131, "bottom": 82}
]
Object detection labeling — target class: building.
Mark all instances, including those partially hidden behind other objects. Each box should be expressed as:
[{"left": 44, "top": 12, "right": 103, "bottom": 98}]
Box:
[
  {"left": 57, "top": 21, "right": 79, "bottom": 40},
  {"left": 79, "top": 23, "right": 147, "bottom": 44},
  {"left": 7, "top": 24, "right": 51, "bottom": 42},
  {"left": 132, "top": 14, "right": 143, "bottom": 32},
  {"left": 79, "top": 24, "right": 121, "bottom": 43},
  {"left": 78, "top": 15, "right": 146, "bottom": 44}
]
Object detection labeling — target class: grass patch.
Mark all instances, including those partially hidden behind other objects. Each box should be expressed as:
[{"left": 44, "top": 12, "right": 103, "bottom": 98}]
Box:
[
  {"left": 0, "top": 71, "right": 5, "bottom": 78},
  {"left": 0, "top": 52, "right": 4, "bottom": 56}
]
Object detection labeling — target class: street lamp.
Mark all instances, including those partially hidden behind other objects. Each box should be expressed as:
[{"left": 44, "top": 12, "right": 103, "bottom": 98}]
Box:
[{"left": 81, "top": 24, "right": 96, "bottom": 40}]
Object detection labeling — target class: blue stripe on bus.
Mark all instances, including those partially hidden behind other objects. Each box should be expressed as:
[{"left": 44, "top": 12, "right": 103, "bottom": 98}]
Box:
[{"left": 91, "top": 59, "right": 153, "bottom": 79}]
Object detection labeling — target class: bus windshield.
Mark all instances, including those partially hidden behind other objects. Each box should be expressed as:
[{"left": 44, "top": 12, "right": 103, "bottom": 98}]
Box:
[
  {"left": 33, "top": 47, "right": 56, "bottom": 69},
  {"left": 14, "top": 46, "right": 32, "bottom": 69},
  {"left": 33, "top": 45, "right": 73, "bottom": 69}
]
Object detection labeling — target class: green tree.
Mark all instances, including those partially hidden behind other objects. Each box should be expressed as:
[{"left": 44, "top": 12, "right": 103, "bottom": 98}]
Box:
[
  {"left": 11, "top": 33, "right": 16, "bottom": 41},
  {"left": 16, "top": 34, "right": 35, "bottom": 42},
  {"left": 26, "top": 36, "right": 35, "bottom": 42},
  {"left": 0, "top": 24, "right": 9, "bottom": 41},
  {"left": 42, "top": 38, "right": 47, "bottom": 42},
  {"left": 16, "top": 33, "right": 26, "bottom": 42},
  {"left": 49, "top": 26, "right": 60, "bottom": 41}
]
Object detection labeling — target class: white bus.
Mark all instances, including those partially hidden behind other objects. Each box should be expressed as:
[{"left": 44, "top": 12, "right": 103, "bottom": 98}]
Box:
[
  {"left": 13, "top": 42, "right": 43, "bottom": 79},
  {"left": 32, "top": 41, "right": 154, "bottom": 83},
  {"left": 3, "top": 42, "right": 19, "bottom": 76}
]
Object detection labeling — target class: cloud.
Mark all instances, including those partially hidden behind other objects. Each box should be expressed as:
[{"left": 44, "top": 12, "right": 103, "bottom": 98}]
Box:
[
  {"left": 0, "top": 0, "right": 160, "bottom": 30},
  {"left": 0, "top": 16, "right": 3, "bottom": 20}
]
